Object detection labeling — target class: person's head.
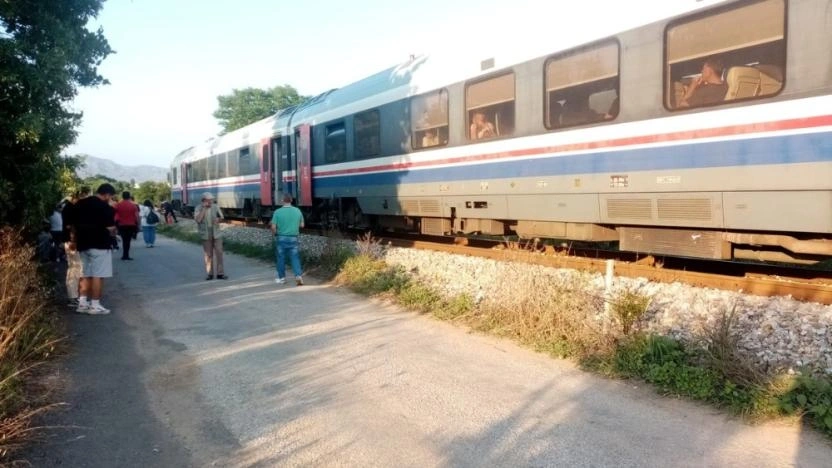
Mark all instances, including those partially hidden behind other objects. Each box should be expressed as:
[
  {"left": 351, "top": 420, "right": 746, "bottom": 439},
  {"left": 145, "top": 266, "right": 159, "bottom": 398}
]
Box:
[
  {"left": 282, "top": 194, "right": 293, "bottom": 205},
  {"left": 79, "top": 186, "right": 91, "bottom": 198},
  {"left": 122, "top": 191, "right": 131, "bottom": 201},
  {"left": 472, "top": 112, "right": 485, "bottom": 124},
  {"left": 201, "top": 192, "right": 214, "bottom": 205},
  {"left": 143, "top": 199, "right": 153, "bottom": 208},
  {"left": 96, "top": 183, "right": 116, "bottom": 202},
  {"left": 702, "top": 58, "right": 724, "bottom": 82}
]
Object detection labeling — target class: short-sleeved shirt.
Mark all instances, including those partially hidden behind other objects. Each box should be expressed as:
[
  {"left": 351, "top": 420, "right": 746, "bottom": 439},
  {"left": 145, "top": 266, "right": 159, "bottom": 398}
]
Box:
[
  {"left": 75, "top": 196, "right": 115, "bottom": 251},
  {"left": 270, "top": 205, "right": 304, "bottom": 236},
  {"left": 688, "top": 82, "right": 728, "bottom": 107},
  {"left": 114, "top": 200, "right": 139, "bottom": 226}
]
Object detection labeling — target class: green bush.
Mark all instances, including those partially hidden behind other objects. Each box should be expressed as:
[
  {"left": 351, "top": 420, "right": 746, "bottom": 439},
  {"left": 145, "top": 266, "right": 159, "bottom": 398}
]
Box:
[{"left": 780, "top": 375, "right": 832, "bottom": 436}]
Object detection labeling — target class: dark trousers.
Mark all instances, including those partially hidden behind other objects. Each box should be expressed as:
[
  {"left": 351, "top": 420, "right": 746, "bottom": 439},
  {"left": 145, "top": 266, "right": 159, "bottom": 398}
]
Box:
[{"left": 118, "top": 225, "right": 137, "bottom": 259}]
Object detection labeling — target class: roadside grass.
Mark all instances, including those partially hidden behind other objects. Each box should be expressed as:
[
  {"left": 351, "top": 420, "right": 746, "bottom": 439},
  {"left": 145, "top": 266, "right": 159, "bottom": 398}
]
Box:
[
  {"left": 334, "top": 236, "right": 832, "bottom": 439},
  {"left": 0, "top": 229, "right": 64, "bottom": 462},
  {"left": 160, "top": 224, "right": 832, "bottom": 439}
]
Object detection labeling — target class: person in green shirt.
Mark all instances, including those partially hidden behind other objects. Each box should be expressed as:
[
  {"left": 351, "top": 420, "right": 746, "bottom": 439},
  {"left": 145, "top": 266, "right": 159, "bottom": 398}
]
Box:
[{"left": 270, "top": 194, "right": 305, "bottom": 285}]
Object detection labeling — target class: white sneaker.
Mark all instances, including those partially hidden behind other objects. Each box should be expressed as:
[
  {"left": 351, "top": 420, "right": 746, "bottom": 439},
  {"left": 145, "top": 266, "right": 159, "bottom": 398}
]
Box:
[
  {"left": 85, "top": 304, "right": 111, "bottom": 315},
  {"left": 275, "top": 278, "right": 286, "bottom": 284},
  {"left": 295, "top": 276, "right": 303, "bottom": 286},
  {"left": 76, "top": 303, "right": 90, "bottom": 313}
]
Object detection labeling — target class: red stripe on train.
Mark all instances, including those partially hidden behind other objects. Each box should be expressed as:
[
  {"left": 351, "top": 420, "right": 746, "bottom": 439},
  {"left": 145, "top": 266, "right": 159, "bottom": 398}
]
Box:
[{"left": 313, "top": 115, "right": 832, "bottom": 178}]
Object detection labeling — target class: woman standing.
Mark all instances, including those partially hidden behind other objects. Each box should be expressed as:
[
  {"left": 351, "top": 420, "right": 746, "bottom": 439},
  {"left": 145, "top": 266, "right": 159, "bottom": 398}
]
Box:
[{"left": 140, "top": 199, "right": 159, "bottom": 247}]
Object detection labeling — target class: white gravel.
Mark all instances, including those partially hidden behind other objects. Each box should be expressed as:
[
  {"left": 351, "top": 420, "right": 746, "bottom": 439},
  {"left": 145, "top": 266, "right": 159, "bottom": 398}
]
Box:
[{"left": 168, "top": 221, "right": 832, "bottom": 376}]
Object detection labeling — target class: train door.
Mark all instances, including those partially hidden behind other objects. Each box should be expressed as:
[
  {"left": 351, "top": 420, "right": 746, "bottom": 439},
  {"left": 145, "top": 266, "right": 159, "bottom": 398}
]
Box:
[
  {"left": 180, "top": 162, "right": 189, "bottom": 205},
  {"left": 259, "top": 138, "right": 273, "bottom": 206},
  {"left": 295, "top": 124, "right": 312, "bottom": 206}
]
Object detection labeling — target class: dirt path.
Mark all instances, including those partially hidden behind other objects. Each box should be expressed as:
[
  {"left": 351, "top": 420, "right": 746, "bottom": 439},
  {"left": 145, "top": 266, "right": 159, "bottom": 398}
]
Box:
[{"left": 23, "top": 237, "right": 832, "bottom": 467}]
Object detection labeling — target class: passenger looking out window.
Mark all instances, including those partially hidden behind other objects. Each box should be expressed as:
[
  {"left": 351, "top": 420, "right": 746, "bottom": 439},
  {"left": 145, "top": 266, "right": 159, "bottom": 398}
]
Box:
[
  {"left": 421, "top": 128, "right": 440, "bottom": 147},
  {"left": 678, "top": 58, "right": 727, "bottom": 108},
  {"left": 469, "top": 112, "right": 496, "bottom": 140}
]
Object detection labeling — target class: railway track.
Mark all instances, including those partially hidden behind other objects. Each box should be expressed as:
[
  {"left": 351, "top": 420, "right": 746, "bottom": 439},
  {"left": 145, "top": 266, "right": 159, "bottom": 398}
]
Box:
[{"left": 218, "top": 217, "right": 832, "bottom": 305}]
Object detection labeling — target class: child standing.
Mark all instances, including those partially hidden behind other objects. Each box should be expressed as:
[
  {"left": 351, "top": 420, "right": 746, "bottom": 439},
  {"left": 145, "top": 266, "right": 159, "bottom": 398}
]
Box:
[{"left": 64, "top": 240, "right": 82, "bottom": 308}]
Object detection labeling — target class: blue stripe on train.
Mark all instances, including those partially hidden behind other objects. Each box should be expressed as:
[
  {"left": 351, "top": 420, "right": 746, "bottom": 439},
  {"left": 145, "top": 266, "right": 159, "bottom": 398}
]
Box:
[
  {"left": 312, "top": 131, "right": 832, "bottom": 189},
  {"left": 176, "top": 131, "right": 832, "bottom": 194}
]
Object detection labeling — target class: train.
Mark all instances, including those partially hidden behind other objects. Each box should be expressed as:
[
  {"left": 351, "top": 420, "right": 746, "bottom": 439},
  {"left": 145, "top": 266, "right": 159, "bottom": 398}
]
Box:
[{"left": 170, "top": 0, "right": 832, "bottom": 264}]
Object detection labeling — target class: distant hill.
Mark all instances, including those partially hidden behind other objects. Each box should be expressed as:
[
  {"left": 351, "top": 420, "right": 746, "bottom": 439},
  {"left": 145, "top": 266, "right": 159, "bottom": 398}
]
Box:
[{"left": 76, "top": 156, "right": 167, "bottom": 183}]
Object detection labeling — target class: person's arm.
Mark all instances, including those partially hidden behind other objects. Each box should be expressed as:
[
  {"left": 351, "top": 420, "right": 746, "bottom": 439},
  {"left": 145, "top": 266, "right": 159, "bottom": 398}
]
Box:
[
  {"left": 679, "top": 77, "right": 701, "bottom": 108},
  {"left": 469, "top": 123, "right": 477, "bottom": 140},
  {"left": 216, "top": 206, "right": 224, "bottom": 220},
  {"left": 298, "top": 209, "right": 305, "bottom": 229},
  {"left": 195, "top": 205, "right": 206, "bottom": 223}
]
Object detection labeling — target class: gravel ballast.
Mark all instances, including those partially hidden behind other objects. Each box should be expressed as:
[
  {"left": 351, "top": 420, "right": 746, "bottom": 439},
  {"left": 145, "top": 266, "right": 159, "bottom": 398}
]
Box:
[{"left": 168, "top": 220, "right": 832, "bottom": 376}]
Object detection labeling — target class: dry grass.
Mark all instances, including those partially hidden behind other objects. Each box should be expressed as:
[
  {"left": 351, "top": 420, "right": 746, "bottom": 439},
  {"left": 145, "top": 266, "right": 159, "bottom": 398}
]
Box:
[
  {"left": 697, "top": 303, "right": 769, "bottom": 389},
  {"left": 0, "top": 228, "right": 63, "bottom": 463}
]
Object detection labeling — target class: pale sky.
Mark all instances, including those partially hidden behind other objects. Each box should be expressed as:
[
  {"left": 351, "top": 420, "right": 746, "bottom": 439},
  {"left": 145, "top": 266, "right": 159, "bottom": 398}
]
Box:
[{"left": 67, "top": 0, "right": 718, "bottom": 168}]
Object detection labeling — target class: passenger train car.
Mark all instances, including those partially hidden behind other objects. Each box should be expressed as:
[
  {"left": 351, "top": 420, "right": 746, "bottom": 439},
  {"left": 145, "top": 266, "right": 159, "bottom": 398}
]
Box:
[{"left": 171, "top": 0, "right": 832, "bottom": 263}]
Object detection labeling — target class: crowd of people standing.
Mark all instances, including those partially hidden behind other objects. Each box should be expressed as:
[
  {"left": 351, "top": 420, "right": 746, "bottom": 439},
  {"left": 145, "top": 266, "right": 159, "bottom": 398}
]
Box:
[{"left": 50, "top": 184, "right": 170, "bottom": 314}]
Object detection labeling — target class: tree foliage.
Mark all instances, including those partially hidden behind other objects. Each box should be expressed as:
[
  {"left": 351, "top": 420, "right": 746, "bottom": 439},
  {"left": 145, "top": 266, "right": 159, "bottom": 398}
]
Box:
[
  {"left": 134, "top": 181, "right": 171, "bottom": 205},
  {"left": 0, "top": 0, "right": 113, "bottom": 230},
  {"left": 213, "top": 86, "right": 308, "bottom": 134}
]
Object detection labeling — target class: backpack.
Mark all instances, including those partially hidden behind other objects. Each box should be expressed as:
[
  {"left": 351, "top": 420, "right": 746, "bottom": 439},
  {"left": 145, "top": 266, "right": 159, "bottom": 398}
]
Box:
[{"left": 146, "top": 209, "right": 160, "bottom": 225}]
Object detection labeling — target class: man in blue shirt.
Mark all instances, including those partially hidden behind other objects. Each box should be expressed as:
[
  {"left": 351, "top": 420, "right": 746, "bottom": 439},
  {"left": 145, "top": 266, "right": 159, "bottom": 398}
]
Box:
[{"left": 270, "top": 194, "right": 305, "bottom": 285}]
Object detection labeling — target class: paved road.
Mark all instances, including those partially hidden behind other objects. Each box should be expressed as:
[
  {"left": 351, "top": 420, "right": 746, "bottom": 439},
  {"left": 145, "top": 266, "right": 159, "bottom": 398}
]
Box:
[{"left": 24, "top": 237, "right": 832, "bottom": 467}]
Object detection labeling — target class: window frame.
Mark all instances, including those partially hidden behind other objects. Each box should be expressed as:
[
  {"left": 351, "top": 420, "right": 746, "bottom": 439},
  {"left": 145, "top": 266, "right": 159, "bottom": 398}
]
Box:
[
  {"left": 354, "top": 109, "right": 381, "bottom": 159},
  {"left": 464, "top": 70, "right": 517, "bottom": 142},
  {"left": 662, "top": 0, "right": 788, "bottom": 112},
  {"left": 410, "top": 88, "right": 450, "bottom": 151},
  {"left": 543, "top": 37, "right": 621, "bottom": 131}
]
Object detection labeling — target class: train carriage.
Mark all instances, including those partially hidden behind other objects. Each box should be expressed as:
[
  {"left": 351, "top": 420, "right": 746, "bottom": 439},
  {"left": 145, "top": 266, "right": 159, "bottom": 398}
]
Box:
[{"left": 171, "top": 0, "right": 832, "bottom": 263}]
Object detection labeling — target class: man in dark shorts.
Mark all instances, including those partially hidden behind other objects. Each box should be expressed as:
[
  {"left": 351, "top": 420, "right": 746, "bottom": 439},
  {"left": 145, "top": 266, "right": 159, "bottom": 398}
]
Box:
[{"left": 73, "top": 183, "right": 117, "bottom": 315}]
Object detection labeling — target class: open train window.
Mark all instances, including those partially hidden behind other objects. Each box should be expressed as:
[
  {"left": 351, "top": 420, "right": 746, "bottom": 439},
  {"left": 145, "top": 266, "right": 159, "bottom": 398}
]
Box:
[
  {"left": 545, "top": 40, "right": 619, "bottom": 129},
  {"left": 411, "top": 89, "right": 448, "bottom": 150},
  {"left": 466, "top": 72, "right": 515, "bottom": 141},
  {"left": 354, "top": 110, "right": 380, "bottom": 159},
  {"left": 325, "top": 122, "right": 347, "bottom": 163},
  {"left": 665, "top": 0, "right": 785, "bottom": 111}
]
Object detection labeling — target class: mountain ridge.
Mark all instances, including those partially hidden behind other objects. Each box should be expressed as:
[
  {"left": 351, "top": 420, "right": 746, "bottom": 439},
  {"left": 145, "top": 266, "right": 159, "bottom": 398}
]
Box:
[{"left": 76, "top": 155, "right": 167, "bottom": 183}]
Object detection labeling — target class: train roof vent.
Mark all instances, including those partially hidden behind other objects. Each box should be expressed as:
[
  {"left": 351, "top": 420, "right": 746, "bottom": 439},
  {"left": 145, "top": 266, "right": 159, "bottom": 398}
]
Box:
[{"left": 481, "top": 58, "right": 495, "bottom": 71}]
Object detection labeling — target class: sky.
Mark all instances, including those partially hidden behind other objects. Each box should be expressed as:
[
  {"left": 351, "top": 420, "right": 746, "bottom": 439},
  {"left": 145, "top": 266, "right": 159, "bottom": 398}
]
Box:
[{"left": 67, "top": 0, "right": 720, "bottom": 168}]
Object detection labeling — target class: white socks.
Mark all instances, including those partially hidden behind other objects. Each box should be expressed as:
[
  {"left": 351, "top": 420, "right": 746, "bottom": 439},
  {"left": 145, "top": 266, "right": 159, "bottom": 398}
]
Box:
[
  {"left": 91, "top": 299, "right": 101, "bottom": 308},
  {"left": 79, "top": 296, "right": 89, "bottom": 306}
]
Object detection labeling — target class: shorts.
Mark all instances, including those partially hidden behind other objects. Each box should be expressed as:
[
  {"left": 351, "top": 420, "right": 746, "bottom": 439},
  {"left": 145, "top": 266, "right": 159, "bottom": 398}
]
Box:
[{"left": 80, "top": 249, "right": 113, "bottom": 278}]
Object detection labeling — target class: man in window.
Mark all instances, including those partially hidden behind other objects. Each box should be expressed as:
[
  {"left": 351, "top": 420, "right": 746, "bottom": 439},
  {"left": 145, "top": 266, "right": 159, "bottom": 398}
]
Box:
[
  {"left": 678, "top": 58, "right": 728, "bottom": 108},
  {"left": 469, "top": 112, "right": 496, "bottom": 140}
]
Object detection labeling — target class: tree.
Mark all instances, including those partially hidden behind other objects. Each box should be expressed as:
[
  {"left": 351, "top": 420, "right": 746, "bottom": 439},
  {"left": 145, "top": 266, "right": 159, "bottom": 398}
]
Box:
[
  {"left": 213, "top": 85, "right": 308, "bottom": 133},
  {"left": 0, "top": 1, "right": 113, "bottom": 230},
  {"left": 134, "top": 181, "right": 171, "bottom": 206}
]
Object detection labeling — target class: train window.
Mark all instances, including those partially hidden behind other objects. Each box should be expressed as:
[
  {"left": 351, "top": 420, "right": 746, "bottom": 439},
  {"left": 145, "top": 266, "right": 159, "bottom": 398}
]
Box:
[
  {"left": 325, "top": 122, "right": 347, "bottom": 163},
  {"left": 172, "top": 168, "right": 177, "bottom": 185},
  {"left": 466, "top": 73, "right": 515, "bottom": 141},
  {"left": 239, "top": 147, "right": 257, "bottom": 176},
  {"left": 545, "top": 40, "right": 619, "bottom": 129},
  {"left": 411, "top": 89, "right": 449, "bottom": 150},
  {"left": 354, "top": 110, "right": 380, "bottom": 159},
  {"left": 665, "top": 0, "right": 785, "bottom": 111},
  {"left": 226, "top": 150, "right": 239, "bottom": 178}
]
